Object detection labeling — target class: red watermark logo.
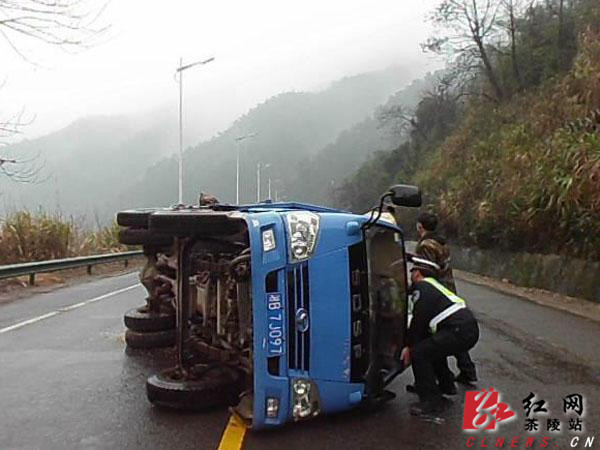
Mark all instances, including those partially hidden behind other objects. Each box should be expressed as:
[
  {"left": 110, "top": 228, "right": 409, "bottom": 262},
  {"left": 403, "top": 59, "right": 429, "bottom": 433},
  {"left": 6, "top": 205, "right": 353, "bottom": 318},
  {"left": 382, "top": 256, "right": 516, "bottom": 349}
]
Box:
[{"left": 463, "top": 388, "right": 516, "bottom": 430}]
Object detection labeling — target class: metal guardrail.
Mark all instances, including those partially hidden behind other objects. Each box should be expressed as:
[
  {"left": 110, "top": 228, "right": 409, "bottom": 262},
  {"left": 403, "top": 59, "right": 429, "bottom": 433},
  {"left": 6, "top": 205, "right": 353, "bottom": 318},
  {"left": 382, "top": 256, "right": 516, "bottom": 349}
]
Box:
[{"left": 0, "top": 251, "right": 144, "bottom": 285}]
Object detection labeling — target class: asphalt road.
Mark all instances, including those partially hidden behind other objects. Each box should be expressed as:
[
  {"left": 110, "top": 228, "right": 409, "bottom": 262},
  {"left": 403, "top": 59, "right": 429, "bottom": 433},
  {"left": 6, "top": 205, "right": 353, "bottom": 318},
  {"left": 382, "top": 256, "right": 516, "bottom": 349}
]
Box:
[{"left": 0, "top": 272, "right": 598, "bottom": 450}]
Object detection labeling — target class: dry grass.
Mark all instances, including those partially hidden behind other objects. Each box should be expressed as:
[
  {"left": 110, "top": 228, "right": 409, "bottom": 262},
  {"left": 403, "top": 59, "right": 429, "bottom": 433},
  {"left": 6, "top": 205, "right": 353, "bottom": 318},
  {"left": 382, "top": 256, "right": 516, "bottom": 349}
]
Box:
[
  {"left": 0, "top": 210, "right": 128, "bottom": 265},
  {"left": 418, "top": 27, "right": 600, "bottom": 260}
]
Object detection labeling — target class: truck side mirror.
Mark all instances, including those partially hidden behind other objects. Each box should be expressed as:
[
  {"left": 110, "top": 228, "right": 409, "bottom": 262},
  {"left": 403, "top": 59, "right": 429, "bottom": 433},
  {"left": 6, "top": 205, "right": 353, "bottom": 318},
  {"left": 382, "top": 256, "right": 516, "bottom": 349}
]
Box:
[{"left": 389, "top": 184, "right": 421, "bottom": 207}]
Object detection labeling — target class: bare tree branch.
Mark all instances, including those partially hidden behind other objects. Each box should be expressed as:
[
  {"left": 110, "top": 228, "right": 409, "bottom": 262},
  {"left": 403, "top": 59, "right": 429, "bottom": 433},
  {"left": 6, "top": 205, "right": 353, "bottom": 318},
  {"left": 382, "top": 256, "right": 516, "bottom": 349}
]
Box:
[
  {"left": 0, "top": 0, "right": 109, "bottom": 183},
  {"left": 0, "top": 150, "right": 46, "bottom": 183},
  {"left": 0, "top": 0, "right": 109, "bottom": 58},
  {"left": 424, "top": 0, "right": 506, "bottom": 101}
]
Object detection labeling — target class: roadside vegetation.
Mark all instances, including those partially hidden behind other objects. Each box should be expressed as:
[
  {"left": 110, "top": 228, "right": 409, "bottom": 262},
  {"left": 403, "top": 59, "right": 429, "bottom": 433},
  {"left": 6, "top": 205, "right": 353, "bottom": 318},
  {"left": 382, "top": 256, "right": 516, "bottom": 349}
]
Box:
[
  {"left": 335, "top": 0, "right": 600, "bottom": 260},
  {"left": 0, "top": 211, "right": 126, "bottom": 265}
]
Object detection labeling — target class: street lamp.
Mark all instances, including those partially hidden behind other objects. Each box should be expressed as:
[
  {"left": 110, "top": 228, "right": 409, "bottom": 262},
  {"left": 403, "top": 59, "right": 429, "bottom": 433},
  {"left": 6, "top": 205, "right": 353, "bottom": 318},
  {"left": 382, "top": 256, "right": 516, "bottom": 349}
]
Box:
[
  {"left": 175, "top": 56, "right": 215, "bottom": 205},
  {"left": 257, "top": 163, "right": 271, "bottom": 202},
  {"left": 268, "top": 177, "right": 272, "bottom": 199},
  {"left": 234, "top": 132, "right": 257, "bottom": 204},
  {"left": 272, "top": 178, "right": 283, "bottom": 202},
  {"left": 256, "top": 163, "right": 260, "bottom": 202}
]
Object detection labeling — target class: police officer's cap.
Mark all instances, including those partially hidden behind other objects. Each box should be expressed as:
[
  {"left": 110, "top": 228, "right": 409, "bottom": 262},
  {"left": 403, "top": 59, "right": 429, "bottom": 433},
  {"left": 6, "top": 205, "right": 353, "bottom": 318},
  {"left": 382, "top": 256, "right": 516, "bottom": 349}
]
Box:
[{"left": 408, "top": 254, "right": 441, "bottom": 275}]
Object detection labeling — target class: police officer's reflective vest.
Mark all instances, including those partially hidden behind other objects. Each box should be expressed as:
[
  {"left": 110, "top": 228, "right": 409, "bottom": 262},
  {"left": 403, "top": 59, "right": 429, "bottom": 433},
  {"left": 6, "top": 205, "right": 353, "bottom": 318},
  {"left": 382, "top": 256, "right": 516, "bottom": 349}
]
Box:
[{"left": 424, "top": 277, "right": 466, "bottom": 334}]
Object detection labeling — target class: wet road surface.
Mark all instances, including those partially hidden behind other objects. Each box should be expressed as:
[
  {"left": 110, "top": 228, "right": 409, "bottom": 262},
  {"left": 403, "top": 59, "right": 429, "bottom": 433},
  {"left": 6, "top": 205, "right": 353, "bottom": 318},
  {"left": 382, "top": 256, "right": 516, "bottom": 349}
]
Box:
[{"left": 0, "top": 272, "right": 598, "bottom": 449}]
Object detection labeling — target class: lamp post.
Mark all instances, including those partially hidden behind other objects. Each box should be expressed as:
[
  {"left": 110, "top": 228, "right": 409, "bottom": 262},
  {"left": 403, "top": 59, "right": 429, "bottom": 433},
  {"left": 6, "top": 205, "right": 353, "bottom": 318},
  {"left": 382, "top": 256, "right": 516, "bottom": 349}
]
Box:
[
  {"left": 265, "top": 164, "right": 272, "bottom": 199},
  {"left": 234, "top": 132, "right": 257, "bottom": 204},
  {"left": 257, "top": 163, "right": 270, "bottom": 202},
  {"left": 268, "top": 177, "right": 272, "bottom": 199},
  {"left": 256, "top": 163, "right": 260, "bottom": 202},
  {"left": 175, "top": 56, "right": 215, "bottom": 205}
]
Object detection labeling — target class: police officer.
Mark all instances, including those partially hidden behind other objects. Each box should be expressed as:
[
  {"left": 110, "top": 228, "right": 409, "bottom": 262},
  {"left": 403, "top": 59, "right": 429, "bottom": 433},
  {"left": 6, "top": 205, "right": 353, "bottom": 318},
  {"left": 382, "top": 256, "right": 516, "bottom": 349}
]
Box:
[
  {"left": 415, "top": 212, "right": 477, "bottom": 384},
  {"left": 401, "top": 256, "right": 479, "bottom": 416}
]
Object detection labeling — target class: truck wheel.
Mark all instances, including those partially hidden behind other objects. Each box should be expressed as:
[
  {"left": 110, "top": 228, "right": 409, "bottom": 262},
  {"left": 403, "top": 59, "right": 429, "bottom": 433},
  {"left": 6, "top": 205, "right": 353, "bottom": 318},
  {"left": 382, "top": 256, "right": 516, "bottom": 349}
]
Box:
[
  {"left": 117, "top": 208, "right": 165, "bottom": 228},
  {"left": 146, "top": 366, "right": 242, "bottom": 410},
  {"left": 118, "top": 228, "right": 173, "bottom": 247},
  {"left": 148, "top": 210, "right": 244, "bottom": 238},
  {"left": 125, "top": 329, "right": 175, "bottom": 349},
  {"left": 124, "top": 307, "right": 175, "bottom": 332}
]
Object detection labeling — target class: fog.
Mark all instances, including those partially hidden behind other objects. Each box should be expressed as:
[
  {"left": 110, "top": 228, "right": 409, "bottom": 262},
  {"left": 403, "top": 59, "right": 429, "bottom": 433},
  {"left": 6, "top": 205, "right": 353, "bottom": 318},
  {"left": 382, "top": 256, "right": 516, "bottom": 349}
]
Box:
[{"left": 0, "top": 0, "right": 440, "bottom": 144}]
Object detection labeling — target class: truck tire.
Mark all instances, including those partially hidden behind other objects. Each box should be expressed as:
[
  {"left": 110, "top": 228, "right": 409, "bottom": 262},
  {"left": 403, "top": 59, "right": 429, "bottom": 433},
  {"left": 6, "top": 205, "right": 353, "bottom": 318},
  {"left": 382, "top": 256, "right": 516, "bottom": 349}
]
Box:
[
  {"left": 118, "top": 228, "right": 173, "bottom": 247},
  {"left": 117, "top": 208, "right": 164, "bottom": 228},
  {"left": 146, "top": 366, "right": 242, "bottom": 410},
  {"left": 124, "top": 307, "right": 175, "bottom": 332},
  {"left": 148, "top": 210, "right": 244, "bottom": 238},
  {"left": 125, "top": 329, "right": 175, "bottom": 349}
]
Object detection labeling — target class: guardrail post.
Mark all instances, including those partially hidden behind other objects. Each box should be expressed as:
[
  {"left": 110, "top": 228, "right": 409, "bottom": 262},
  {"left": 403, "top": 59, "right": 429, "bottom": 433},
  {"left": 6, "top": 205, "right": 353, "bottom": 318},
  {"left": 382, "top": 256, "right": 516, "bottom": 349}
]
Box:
[
  {"left": 87, "top": 265, "right": 92, "bottom": 275},
  {"left": 29, "top": 273, "right": 35, "bottom": 286},
  {"left": 124, "top": 259, "right": 129, "bottom": 268}
]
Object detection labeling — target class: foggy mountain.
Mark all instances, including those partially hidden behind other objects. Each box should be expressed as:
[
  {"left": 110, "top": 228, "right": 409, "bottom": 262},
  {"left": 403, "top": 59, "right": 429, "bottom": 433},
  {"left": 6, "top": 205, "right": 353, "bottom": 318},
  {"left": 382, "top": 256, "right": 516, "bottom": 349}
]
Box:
[
  {"left": 285, "top": 75, "right": 434, "bottom": 206},
  {"left": 120, "top": 66, "right": 429, "bottom": 212},
  {"left": 0, "top": 113, "right": 178, "bottom": 223},
  {"left": 1, "top": 65, "right": 428, "bottom": 223}
]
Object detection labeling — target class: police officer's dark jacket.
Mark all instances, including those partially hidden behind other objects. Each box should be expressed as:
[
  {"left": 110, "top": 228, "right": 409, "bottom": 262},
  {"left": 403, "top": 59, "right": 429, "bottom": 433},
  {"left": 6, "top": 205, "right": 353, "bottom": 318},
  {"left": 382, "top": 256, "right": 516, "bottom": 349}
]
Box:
[{"left": 407, "top": 278, "right": 475, "bottom": 346}]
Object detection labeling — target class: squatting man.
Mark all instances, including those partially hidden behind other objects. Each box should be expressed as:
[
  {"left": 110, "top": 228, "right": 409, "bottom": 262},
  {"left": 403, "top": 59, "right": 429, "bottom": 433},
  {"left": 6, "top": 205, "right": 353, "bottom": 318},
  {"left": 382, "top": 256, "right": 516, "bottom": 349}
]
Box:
[{"left": 400, "top": 256, "right": 480, "bottom": 417}]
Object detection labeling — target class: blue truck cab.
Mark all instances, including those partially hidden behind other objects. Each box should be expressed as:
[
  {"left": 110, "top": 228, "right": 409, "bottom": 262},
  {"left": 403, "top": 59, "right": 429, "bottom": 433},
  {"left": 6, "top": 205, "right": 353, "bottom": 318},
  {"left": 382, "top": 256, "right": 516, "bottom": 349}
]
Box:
[{"left": 136, "top": 185, "right": 421, "bottom": 429}]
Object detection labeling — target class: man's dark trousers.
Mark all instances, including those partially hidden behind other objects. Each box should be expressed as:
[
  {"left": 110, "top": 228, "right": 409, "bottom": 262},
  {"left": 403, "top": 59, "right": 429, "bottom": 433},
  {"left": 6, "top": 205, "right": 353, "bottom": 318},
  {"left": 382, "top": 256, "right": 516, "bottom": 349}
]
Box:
[
  {"left": 456, "top": 351, "right": 477, "bottom": 380},
  {"left": 412, "top": 321, "right": 479, "bottom": 402}
]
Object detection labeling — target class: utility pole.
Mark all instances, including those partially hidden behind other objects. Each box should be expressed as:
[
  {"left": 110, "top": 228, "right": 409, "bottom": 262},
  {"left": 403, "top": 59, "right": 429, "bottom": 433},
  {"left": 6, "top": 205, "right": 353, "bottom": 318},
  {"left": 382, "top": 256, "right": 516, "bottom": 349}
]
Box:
[
  {"left": 256, "top": 162, "right": 271, "bottom": 202},
  {"left": 256, "top": 163, "right": 261, "bottom": 202},
  {"left": 176, "top": 56, "right": 215, "bottom": 205},
  {"left": 178, "top": 57, "right": 183, "bottom": 205},
  {"left": 234, "top": 132, "right": 257, "bottom": 204},
  {"left": 263, "top": 163, "right": 271, "bottom": 200},
  {"left": 268, "top": 177, "right": 272, "bottom": 199}
]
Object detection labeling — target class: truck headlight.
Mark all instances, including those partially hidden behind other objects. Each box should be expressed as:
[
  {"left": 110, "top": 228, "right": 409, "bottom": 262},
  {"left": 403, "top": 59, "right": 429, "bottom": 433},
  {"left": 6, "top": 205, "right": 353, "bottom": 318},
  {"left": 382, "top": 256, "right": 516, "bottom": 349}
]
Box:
[
  {"left": 292, "top": 378, "right": 320, "bottom": 420},
  {"left": 286, "top": 212, "right": 320, "bottom": 261}
]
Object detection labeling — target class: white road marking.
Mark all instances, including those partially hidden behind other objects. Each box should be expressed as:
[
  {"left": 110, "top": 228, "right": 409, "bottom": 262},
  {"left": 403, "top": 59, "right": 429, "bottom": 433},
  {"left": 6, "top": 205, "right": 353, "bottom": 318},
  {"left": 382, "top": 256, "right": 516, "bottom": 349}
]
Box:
[{"left": 0, "top": 284, "right": 141, "bottom": 334}]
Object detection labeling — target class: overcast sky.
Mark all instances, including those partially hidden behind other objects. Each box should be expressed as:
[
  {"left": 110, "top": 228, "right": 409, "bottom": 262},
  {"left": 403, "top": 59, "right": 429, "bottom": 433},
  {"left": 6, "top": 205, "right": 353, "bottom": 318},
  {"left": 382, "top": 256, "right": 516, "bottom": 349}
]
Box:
[{"left": 0, "top": 0, "right": 441, "bottom": 142}]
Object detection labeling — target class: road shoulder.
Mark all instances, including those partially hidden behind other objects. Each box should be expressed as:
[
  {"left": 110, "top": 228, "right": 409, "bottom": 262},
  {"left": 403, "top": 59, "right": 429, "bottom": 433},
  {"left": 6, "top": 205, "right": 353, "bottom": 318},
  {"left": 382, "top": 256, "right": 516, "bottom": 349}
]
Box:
[
  {"left": 0, "top": 263, "right": 142, "bottom": 307},
  {"left": 455, "top": 269, "right": 600, "bottom": 323}
]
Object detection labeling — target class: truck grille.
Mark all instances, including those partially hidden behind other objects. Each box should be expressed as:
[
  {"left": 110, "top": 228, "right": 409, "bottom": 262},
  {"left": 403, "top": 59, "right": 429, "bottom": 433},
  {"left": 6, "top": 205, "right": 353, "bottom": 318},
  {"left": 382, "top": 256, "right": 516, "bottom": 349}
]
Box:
[
  {"left": 349, "top": 242, "right": 369, "bottom": 382},
  {"left": 287, "top": 264, "right": 310, "bottom": 372}
]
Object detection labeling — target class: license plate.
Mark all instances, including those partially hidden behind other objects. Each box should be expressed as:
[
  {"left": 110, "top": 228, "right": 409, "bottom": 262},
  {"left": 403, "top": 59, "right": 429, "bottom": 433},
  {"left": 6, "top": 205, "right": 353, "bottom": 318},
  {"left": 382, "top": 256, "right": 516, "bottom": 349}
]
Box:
[{"left": 266, "top": 293, "right": 284, "bottom": 356}]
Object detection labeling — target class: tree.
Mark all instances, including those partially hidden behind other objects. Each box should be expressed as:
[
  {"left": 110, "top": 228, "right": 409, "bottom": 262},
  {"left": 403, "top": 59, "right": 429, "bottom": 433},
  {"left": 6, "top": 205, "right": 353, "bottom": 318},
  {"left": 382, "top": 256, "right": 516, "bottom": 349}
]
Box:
[
  {"left": 551, "top": 0, "right": 577, "bottom": 70},
  {"left": 0, "top": 0, "right": 107, "bottom": 59},
  {"left": 0, "top": 106, "right": 44, "bottom": 182},
  {"left": 424, "top": 0, "right": 506, "bottom": 101},
  {"left": 501, "top": 0, "right": 524, "bottom": 88},
  {"left": 0, "top": 0, "right": 108, "bottom": 183},
  {"left": 376, "top": 103, "right": 414, "bottom": 141}
]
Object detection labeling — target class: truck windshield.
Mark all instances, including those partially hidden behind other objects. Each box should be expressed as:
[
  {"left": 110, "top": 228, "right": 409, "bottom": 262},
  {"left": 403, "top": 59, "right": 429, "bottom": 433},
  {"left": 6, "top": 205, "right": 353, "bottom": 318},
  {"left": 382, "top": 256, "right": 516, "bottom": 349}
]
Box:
[{"left": 366, "top": 226, "right": 408, "bottom": 369}]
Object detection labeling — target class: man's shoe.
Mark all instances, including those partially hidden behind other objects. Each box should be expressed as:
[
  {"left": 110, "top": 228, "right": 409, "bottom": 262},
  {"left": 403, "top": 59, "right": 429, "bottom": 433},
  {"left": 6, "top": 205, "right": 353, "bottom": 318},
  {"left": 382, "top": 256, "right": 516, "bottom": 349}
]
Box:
[
  {"left": 410, "top": 397, "right": 452, "bottom": 417},
  {"left": 410, "top": 400, "right": 437, "bottom": 416},
  {"left": 439, "top": 382, "right": 457, "bottom": 396},
  {"left": 406, "top": 384, "right": 417, "bottom": 394},
  {"left": 456, "top": 372, "right": 477, "bottom": 385}
]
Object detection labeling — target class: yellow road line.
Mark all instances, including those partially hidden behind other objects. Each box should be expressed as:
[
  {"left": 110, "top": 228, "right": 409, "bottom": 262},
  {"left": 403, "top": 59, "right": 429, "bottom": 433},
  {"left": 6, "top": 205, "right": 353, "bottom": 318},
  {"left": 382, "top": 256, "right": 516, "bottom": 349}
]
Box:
[{"left": 217, "top": 414, "right": 247, "bottom": 450}]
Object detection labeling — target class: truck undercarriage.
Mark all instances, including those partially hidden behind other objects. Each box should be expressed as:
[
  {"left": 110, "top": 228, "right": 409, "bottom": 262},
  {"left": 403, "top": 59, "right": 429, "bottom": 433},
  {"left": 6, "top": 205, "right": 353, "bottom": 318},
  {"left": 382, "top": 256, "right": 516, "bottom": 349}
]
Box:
[{"left": 142, "top": 211, "right": 254, "bottom": 414}]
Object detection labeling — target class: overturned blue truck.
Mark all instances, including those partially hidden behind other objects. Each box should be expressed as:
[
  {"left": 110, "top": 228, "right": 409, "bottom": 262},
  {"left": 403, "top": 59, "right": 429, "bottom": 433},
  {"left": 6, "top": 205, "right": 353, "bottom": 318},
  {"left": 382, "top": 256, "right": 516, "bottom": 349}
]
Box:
[{"left": 117, "top": 184, "right": 421, "bottom": 429}]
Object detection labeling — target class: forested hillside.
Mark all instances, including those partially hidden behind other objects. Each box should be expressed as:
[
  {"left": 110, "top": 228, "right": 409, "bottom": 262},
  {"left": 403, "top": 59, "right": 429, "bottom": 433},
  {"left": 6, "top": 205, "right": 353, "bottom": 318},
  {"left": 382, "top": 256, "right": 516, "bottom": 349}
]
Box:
[
  {"left": 336, "top": 0, "right": 600, "bottom": 260},
  {"left": 1, "top": 65, "right": 423, "bottom": 222},
  {"left": 119, "top": 66, "right": 427, "bottom": 209},
  {"left": 0, "top": 113, "right": 178, "bottom": 223}
]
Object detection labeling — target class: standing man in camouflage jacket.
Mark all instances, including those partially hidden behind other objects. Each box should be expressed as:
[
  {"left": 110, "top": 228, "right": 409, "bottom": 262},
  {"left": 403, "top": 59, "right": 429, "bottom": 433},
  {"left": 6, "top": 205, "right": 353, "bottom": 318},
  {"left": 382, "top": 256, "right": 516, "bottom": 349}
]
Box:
[{"left": 415, "top": 212, "right": 477, "bottom": 384}]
